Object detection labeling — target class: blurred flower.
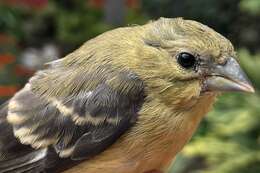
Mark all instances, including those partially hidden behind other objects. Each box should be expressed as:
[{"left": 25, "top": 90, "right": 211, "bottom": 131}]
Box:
[
  {"left": 14, "top": 65, "right": 35, "bottom": 76},
  {"left": 127, "top": 0, "right": 139, "bottom": 8},
  {"left": 0, "top": 85, "right": 18, "bottom": 97},
  {"left": 0, "top": 34, "right": 16, "bottom": 44},
  {"left": 89, "top": 0, "right": 105, "bottom": 8},
  {"left": 19, "top": 43, "right": 59, "bottom": 70},
  {"left": 0, "top": 54, "right": 15, "bottom": 66},
  {"left": 2, "top": 0, "right": 48, "bottom": 9}
]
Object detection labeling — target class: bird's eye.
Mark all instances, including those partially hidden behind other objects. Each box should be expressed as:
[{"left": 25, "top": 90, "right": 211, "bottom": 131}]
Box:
[{"left": 177, "top": 52, "right": 196, "bottom": 69}]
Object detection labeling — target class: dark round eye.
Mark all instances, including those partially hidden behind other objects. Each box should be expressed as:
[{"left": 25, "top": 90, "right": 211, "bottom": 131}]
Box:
[{"left": 177, "top": 52, "right": 196, "bottom": 69}]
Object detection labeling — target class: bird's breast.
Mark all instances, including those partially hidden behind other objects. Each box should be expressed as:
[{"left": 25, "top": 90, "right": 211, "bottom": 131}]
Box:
[{"left": 63, "top": 94, "right": 216, "bottom": 173}]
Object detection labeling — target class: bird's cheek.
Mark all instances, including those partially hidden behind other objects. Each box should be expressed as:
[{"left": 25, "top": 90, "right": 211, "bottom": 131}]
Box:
[{"left": 173, "top": 81, "right": 202, "bottom": 110}]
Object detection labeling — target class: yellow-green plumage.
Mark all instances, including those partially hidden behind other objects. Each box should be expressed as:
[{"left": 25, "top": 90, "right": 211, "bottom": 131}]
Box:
[
  {"left": 32, "top": 17, "right": 233, "bottom": 103},
  {"left": 59, "top": 18, "right": 235, "bottom": 172},
  {"left": 1, "top": 17, "right": 253, "bottom": 173}
]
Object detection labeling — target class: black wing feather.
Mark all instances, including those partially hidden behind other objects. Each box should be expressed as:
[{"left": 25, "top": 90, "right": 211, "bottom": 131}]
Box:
[{"left": 1, "top": 64, "right": 145, "bottom": 172}]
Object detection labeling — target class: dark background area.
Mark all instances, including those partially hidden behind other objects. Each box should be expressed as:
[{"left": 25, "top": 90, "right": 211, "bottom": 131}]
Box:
[{"left": 0, "top": 0, "right": 260, "bottom": 172}]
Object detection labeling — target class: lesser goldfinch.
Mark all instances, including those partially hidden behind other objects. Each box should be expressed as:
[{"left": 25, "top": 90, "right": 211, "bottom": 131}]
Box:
[{"left": 0, "top": 17, "right": 254, "bottom": 173}]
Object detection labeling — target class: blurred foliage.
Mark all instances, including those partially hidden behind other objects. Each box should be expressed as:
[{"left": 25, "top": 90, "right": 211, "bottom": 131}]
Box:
[
  {"left": 142, "top": 0, "right": 260, "bottom": 52},
  {"left": 240, "top": 0, "right": 260, "bottom": 15},
  {"left": 0, "top": 0, "right": 111, "bottom": 53},
  {"left": 0, "top": 0, "right": 260, "bottom": 173}
]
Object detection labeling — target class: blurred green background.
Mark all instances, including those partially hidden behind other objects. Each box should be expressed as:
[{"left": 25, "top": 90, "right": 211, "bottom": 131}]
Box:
[{"left": 0, "top": 0, "right": 259, "bottom": 173}]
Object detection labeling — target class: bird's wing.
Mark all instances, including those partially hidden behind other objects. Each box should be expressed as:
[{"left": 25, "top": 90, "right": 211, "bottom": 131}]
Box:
[{"left": 1, "top": 59, "right": 145, "bottom": 172}]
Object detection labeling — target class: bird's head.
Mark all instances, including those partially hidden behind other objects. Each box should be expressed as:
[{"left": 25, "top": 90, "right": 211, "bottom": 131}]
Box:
[
  {"left": 71, "top": 17, "right": 254, "bottom": 110},
  {"left": 111, "top": 17, "right": 255, "bottom": 109}
]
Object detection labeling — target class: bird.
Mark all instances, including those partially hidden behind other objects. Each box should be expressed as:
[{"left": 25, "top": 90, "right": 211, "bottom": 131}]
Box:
[{"left": 0, "top": 17, "right": 255, "bottom": 173}]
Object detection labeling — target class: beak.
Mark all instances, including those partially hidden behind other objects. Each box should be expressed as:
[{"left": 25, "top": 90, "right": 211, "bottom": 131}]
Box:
[{"left": 202, "top": 57, "right": 255, "bottom": 93}]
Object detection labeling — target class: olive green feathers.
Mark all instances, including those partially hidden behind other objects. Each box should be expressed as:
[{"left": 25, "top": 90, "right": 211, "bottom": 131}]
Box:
[{"left": 0, "top": 17, "right": 253, "bottom": 173}]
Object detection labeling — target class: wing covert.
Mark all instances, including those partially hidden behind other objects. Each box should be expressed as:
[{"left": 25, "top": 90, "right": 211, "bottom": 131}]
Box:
[{"left": 6, "top": 65, "right": 145, "bottom": 160}]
